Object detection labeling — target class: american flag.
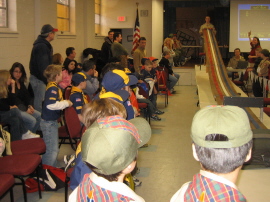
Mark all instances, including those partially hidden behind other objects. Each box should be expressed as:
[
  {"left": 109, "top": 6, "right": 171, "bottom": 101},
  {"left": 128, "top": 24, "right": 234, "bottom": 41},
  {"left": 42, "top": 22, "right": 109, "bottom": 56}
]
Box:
[{"left": 132, "top": 7, "right": 140, "bottom": 52}]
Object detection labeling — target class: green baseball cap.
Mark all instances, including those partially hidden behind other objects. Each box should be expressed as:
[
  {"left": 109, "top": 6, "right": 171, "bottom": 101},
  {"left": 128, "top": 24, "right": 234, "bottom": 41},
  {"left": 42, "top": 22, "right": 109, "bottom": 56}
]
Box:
[
  {"left": 81, "top": 115, "right": 151, "bottom": 175},
  {"left": 191, "top": 105, "right": 253, "bottom": 148}
]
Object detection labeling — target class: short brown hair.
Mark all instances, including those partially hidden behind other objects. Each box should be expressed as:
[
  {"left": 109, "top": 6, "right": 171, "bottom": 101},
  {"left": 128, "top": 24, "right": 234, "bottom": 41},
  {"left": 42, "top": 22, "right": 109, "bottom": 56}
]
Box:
[
  {"left": 144, "top": 60, "right": 153, "bottom": 66},
  {"left": 52, "top": 53, "right": 63, "bottom": 65},
  {"left": 43, "top": 65, "right": 62, "bottom": 82},
  {"left": 81, "top": 98, "right": 127, "bottom": 128}
]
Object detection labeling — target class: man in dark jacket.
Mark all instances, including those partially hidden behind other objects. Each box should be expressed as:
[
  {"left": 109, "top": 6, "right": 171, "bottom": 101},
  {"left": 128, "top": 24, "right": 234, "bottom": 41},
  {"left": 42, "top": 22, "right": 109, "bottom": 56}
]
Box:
[
  {"left": 101, "top": 31, "right": 114, "bottom": 64},
  {"left": 29, "top": 24, "right": 58, "bottom": 112}
]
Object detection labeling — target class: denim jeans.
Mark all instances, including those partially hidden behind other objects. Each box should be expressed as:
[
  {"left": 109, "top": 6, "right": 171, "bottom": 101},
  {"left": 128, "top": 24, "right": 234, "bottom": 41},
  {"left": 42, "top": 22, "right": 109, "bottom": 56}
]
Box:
[
  {"left": 40, "top": 119, "right": 59, "bottom": 167},
  {"left": 30, "top": 75, "right": 46, "bottom": 113},
  {"left": 169, "top": 73, "right": 180, "bottom": 90},
  {"left": 20, "top": 110, "right": 41, "bottom": 133},
  {"left": 0, "top": 108, "right": 27, "bottom": 141}
]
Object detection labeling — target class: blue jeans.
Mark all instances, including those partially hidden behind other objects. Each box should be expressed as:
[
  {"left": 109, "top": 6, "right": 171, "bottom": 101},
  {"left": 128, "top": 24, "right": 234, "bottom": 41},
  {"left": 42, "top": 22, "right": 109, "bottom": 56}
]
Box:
[
  {"left": 40, "top": 119, "right": 59, "bottom": 167},
  {"left": 0, "top": 108, "right": 27, "bottom": 141},
  {"left": 30, "top": 75, "right": 46, "bottom": 113},
  {"left": 20, "top": 110, "right": 41, "bottom": 133},
  {"left": 169, "top": 73, "right": 180, "bottom": 90}
]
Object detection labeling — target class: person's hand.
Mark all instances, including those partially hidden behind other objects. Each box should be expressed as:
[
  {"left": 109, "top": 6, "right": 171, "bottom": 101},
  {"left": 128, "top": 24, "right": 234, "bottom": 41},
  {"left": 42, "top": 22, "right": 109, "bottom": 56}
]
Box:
[
  {"left": 26, "top": 108, "right": 33, "bottom": 114},
  {"left": 27, "top": 105, "right": 35, "bottom": 114},
  {"left": 66, "top": 100, "right": 73, "bottom": 107},
  {"left": 94, "top": 70, "right": 98, "bottom": 77},
  {"left": 138, "top": 80, "right": 144, "bottom": 83},
  {"left": 7, "top": 78, "right": 15, "bottom": 86},
  {"left": 248, "top": 31, "right": 251, "bottom": 37},
  {"left": 248, "top": 55, "right": 253, "bottom": 59},
  {"left": 10, "top": 105, "right": 18, "bottom": 109}
]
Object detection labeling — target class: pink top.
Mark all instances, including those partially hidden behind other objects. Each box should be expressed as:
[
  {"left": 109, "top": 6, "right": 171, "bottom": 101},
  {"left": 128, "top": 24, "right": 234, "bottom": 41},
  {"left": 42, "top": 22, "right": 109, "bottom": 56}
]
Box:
[{"left": 59, "top": 69, "right": 72, "bottom": 89}]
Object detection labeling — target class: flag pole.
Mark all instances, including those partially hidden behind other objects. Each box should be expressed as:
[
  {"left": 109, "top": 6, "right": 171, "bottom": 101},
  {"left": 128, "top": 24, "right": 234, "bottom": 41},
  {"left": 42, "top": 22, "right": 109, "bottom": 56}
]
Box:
[{"left": 132, "top": 2, "right": 140, "bottom": 52}]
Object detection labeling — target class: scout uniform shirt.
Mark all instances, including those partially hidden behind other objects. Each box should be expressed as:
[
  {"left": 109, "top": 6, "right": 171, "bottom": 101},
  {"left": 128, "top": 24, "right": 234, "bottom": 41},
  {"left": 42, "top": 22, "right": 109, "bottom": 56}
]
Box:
[
  {"left": 70, "top": 86, "right": 89, "bottom": 115},
  {"left": 41, "top": 82, "right": 63, "bottom": 121}
]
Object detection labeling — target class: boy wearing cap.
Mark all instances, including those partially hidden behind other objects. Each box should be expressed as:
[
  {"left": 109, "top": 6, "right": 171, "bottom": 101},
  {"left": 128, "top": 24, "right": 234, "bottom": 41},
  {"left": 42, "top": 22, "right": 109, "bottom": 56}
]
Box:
[
  {"left": 40, "top": 65, "right": 72, "bottom": 167},
  {"left": 69, "top": 115, "right": 151, "bottom": 201},
  {"left": 70, "top": 72, "right": 89, "bottom": 123},
  {"left": 171, "top": 105, "right": 253, "bottom": 202},
  {"left": 29, "top": 24, "right": 58, "bottom": 113},
  {"left": 98, "top": 67, "right": 138, "bottom": 120}
]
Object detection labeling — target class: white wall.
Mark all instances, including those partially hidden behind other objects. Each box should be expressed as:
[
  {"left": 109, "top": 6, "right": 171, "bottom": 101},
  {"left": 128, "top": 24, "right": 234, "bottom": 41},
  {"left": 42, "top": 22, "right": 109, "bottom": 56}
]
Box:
[
  {"left": 0, "top": 0, "right": 164, "bottom": 76},
  {"left": 152, "top": 0, "right": 164, "bottom": 59},
  {"left": 101, "top": 0, "right": 164, "bottom": 58}
]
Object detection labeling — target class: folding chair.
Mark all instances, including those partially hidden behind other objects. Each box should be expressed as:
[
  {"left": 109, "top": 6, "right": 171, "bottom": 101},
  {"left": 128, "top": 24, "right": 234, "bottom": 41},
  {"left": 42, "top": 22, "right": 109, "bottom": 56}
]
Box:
[
  {"left": 59, "top": 106, "right": 85, "bottom": 151},
  {"left": 0, "top": 174, "right": 14, "bottom": 202},
  {"left": 11, "top": 138, "right": 46, "bottom": 155},
  {"left": 156, "top": 67, "right": 169, "bottom": 107},
  {"left": 0, "top": 154, "right": 42, "bottom": 202}
]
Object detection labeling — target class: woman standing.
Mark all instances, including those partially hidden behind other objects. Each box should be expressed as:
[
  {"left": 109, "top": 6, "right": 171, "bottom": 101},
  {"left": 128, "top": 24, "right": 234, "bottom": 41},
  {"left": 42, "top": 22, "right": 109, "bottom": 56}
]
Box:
[
  {"left": 248, "top": 31, "right": 261, "bottom": 67},
  {"left": 9, "top": 62, "right": 41, "bottom": 133}
]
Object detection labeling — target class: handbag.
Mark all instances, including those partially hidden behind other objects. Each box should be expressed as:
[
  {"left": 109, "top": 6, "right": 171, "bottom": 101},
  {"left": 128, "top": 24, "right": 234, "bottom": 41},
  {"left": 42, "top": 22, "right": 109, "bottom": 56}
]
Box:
[{"left": 0, "top": 125, "right": 12, "bottom": 155}]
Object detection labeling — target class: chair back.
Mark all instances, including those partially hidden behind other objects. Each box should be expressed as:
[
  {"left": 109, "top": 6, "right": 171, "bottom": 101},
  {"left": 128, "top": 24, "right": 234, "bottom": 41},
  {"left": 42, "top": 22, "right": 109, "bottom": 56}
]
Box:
[
  {"left": 138, "top": 82, "right": 150, "bottom": 99},
  {"left": 63, "top": 106, "right": 83, "bottom": 139},
  {"left": 156, "top": 68, "right": 168, "bottom": 90},
  {"left": 64, "top": 86, "right": 72, "bottom": 99}
]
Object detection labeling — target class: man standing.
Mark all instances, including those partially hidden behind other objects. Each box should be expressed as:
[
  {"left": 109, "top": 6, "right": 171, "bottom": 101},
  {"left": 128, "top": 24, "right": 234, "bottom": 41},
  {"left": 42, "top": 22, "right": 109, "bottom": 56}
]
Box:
[
  {"left": 199, "top": 16, "right": 216, "bottom": 36},
  {"left": 101, "top": 31, "right": 114, "bottom": 64},
  {"left": 111, "top": 32, "right": 129, "bottom": 69},
  {"left": 133, "top": 37, "right": 147, "bottom": 73},
  {"left": 64, "top": 47, "right": 77, "bottom": 67},
  {"left": 81, "top": 60, "right": 99, "bottom": 99},
  {"left": 29, "top": 24, "right": 58, "bottom": 112},
  {"left": 199, "top": 16, "right": 216, "bottom": 52}
]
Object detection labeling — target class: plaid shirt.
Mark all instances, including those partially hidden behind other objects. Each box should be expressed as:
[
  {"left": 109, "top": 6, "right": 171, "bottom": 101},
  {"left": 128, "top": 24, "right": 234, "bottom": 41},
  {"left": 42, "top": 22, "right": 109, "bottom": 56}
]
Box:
[
  {"left": 77, "top": 173, "right": 134, "bottom": 202},
  {"left": 184, "top": 173, "right": 246, "bottom": 202}
]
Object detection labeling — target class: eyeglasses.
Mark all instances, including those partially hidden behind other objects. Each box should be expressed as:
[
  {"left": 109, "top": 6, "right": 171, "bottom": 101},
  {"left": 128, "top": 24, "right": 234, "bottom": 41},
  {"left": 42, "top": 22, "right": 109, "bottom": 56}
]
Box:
[{"left": 13, "top": 71, "right": 22, "bottom": 74}]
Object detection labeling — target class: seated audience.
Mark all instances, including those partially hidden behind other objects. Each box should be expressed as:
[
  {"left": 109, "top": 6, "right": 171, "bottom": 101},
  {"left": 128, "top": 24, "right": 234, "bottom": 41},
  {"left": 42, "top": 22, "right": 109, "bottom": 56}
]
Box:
[
  {"left": 226, "top": 48, "right": 245, "bottom": 77},
  {"left": 58, "top": 59, "right": 77, "bottom": 89},
  {"left": 52, "top": 53, "right": 64, "bottom": 66},
  {"left": 64, "top": 47, "right": 77, "bottom": 67},
  {"left": 81, "top": 60, "right": 99, "bottom": 99},
  {"left": 159, "top": 51, "right": 180, "bottom": 93},
  {"left": 0, "top": 70, "right": 39, "bottom": 141},
  {"left": 9, "top": 62, "right": 41, "bottom": 133},
  {"left": 163, "top": 37, "right": 175, "bottom": 67},
  {"left": 140, "top": 59, "right": 164, "bottom": 115},
  {"left": 40, "top": 65, "right": 72, "bottom": 167},
  {"left": 97, "top": 64, "right": 138, "bottom": 120},
  {"left": 70, "top": 72, "right": 89, "bottom": 123},
  {"left": 170, "top": 105, "right": 252, "bottom": 201},
  {"left": 69, "top": 115, "right": 151, "bottom": 201},
  {"left": 256, "top": 49, "right": 270, "bottom": 77}
]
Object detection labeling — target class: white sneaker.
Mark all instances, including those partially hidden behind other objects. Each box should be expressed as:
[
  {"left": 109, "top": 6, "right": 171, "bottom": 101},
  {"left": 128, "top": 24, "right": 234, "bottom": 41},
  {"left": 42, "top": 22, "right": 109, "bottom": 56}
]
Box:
[{"left": 22, "top": 130, "right": 40, "bottom": 140}]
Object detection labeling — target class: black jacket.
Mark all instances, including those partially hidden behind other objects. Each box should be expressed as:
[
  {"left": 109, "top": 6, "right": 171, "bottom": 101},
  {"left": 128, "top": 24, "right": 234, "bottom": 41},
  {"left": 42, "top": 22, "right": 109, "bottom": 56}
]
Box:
[
  {"left": 29, "top": 35, "right": 53, "bottom": 84},
  {"left": 101, "top": 37, "right": 113, "bottom": 64},
  {"left": 159, "top": 57, "right": 173, "bottom": 75}
]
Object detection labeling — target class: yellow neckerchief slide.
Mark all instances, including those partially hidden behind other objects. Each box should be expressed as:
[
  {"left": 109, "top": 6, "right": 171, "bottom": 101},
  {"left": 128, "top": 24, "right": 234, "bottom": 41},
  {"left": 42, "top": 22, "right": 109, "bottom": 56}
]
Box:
[
  {"left": 70, "top": 86, "right": 89, "bottom": 105},
  {"left": 46, "top": 82, "right": 63, "bottom": 101}
]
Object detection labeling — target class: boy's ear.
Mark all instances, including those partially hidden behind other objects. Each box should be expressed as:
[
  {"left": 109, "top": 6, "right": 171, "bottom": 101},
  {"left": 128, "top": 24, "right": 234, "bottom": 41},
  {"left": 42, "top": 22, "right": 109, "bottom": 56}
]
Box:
[
  {"left": 192, "top": 144, "right": 200, "bottom": 161},
  {"left": 245, "top": 148, "right": 252, "bottom": 162}
]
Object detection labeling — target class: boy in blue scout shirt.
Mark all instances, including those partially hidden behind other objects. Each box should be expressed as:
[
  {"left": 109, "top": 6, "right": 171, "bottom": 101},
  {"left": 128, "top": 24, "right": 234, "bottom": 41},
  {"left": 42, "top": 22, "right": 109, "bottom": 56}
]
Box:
[
  {"left": 40, "top": 65, "right": 73, "bottom": 167},
  {"left": 69, "top": 72, "right": 89, "bottom": 123}
]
